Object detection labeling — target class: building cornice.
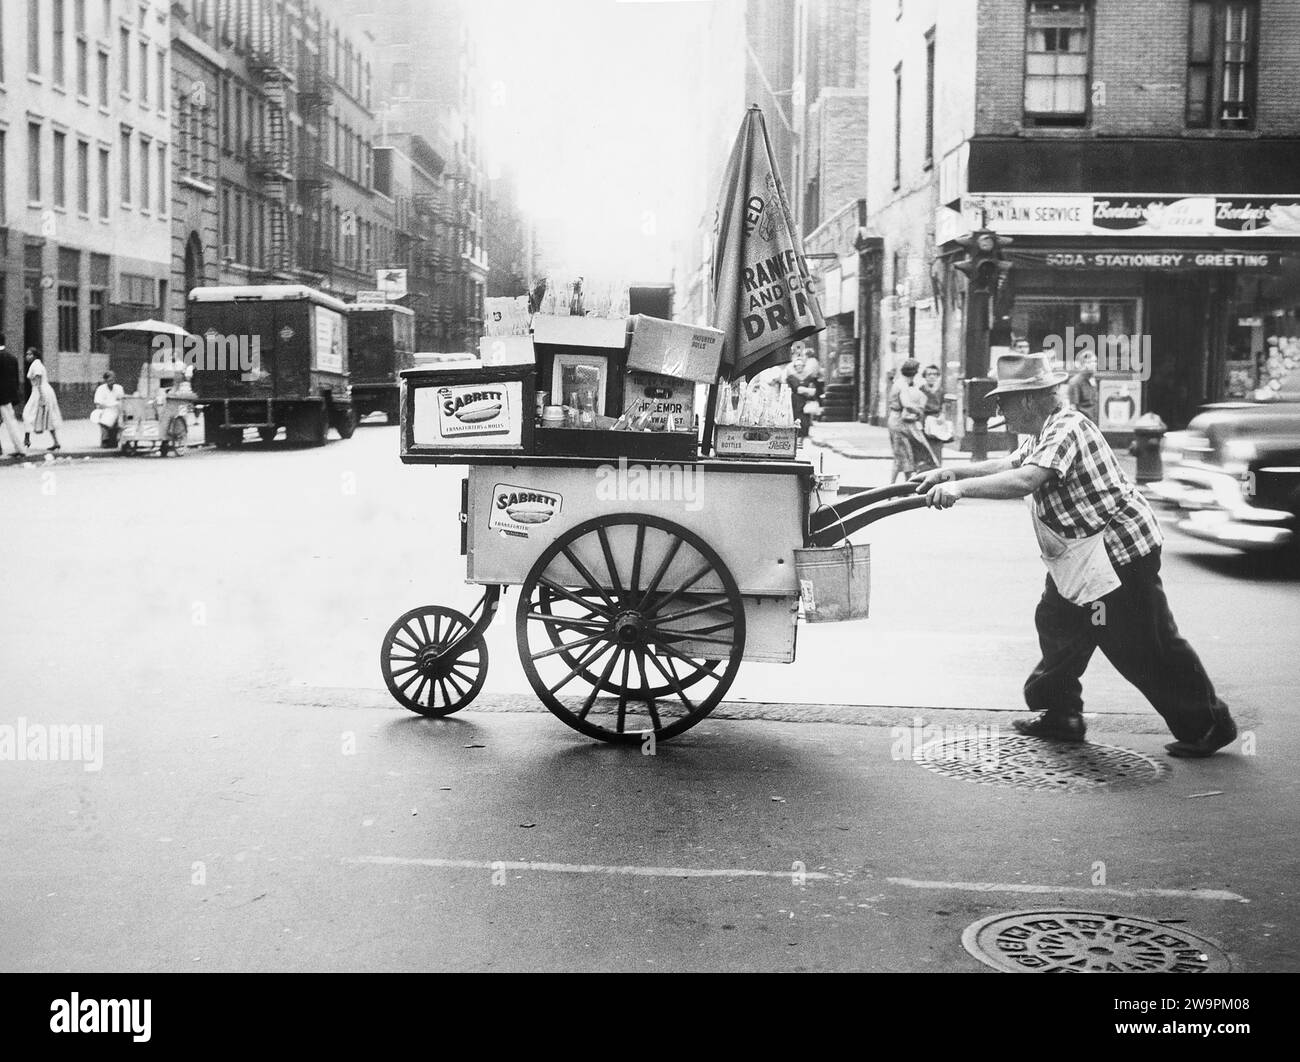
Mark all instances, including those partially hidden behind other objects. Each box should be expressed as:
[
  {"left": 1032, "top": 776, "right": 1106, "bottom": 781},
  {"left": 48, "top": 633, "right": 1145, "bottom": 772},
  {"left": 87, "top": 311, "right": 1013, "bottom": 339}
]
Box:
[{"left": 172, "top": 28, "right": 229, "bottom": 71}]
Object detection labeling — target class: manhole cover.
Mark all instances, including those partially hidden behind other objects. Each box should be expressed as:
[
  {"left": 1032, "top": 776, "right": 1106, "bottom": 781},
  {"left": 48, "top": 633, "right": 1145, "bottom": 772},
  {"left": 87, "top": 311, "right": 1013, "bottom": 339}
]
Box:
[
  {"left": 912, "top": 734, "right": 1167, "bottom": 791},
  {"left": 963, "top": 910, "right": 1232, "bottom": 973}
]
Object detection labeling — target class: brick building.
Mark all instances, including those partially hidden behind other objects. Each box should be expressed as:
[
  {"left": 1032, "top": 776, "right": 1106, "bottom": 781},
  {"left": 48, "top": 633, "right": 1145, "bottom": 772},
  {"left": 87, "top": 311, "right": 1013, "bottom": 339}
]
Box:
[
  {"left": 684, "top": 0, "right": 1300, "bottom": 433},
  {"left": 679, "top": 0, "right": 876, "bottom": 420},
  {"left": 891, "top": 0, "right": 1300, "bottom": 433},
  {"left": 2, "top": 0, "right": 174, "bottom": 416},
  {"left": 168, "top": 0, "right": 397, "bottom": 320},
  {"left": 346, "top": 0, "right": 489, "bottom": 353}
]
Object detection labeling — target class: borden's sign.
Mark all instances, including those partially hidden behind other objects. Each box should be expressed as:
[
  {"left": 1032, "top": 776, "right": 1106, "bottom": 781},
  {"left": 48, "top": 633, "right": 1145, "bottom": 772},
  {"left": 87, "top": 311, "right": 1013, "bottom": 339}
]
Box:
[
  {"left": 488, "top": 483, "right": 562, "bottom": 539},
  {"left": 436, "top": 384, "right": 509, "bottom": 438}
]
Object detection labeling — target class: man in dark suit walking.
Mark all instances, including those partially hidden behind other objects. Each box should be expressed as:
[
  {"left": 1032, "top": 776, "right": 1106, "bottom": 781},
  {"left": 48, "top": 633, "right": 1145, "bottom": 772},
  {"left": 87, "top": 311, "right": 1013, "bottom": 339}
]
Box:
[{"left": 0, "top": 334, "right": 28, "bottom": 457}]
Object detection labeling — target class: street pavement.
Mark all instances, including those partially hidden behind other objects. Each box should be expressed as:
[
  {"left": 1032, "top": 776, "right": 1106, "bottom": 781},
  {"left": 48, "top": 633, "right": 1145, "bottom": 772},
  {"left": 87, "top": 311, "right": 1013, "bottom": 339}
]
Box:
[{"left": 1, "top": 423, "right": 1297, "bottom": 972}]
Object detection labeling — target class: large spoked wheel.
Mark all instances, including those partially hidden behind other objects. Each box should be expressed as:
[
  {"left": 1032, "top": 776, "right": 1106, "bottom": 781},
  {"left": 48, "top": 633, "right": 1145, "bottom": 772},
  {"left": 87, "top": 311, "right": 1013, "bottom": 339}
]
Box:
[
  {"left": 381, "top": 605, "right": 488, "bottom": 717},
  {"left": 517, "top": 514, "right": 745, "bottom": 744}
]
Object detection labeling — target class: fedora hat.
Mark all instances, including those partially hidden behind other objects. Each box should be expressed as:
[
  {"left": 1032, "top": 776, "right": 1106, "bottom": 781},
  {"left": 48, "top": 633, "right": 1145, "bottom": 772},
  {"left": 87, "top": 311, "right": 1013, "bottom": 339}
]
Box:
[{"left": 987, "top": 352, "right": 1068, "bottom": 396}]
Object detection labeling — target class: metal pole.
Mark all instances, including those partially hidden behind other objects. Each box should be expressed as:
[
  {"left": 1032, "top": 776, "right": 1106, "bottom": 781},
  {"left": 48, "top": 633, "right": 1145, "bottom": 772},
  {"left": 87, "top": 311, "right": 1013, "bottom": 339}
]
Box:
[{"left": 966, "top": 285, "right": 991, "bottom": 462}]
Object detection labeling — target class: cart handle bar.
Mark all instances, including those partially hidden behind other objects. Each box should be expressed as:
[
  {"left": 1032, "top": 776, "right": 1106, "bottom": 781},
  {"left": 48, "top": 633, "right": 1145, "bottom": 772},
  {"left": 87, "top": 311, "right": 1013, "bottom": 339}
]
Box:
[{"left": 807, "top": 490, "right": 928, "bottom": 548}]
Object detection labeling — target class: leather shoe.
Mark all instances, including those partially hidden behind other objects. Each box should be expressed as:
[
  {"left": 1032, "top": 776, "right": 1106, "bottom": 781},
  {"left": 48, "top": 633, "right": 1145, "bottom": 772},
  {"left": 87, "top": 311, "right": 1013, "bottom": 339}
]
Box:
[
  {"left": 1012, "top": 713, "right": 1087, "bottom": 743},
  {"left": 1165, "top": 712, "right": 1238, "bottom": 758}
]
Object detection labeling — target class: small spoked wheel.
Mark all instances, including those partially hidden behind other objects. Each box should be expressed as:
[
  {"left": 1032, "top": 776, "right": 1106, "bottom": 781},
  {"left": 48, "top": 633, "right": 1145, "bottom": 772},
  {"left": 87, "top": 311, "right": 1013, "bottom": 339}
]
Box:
[
  {"left": 517, "top": 514, "right": 745, "bottom": 744},
  {"left": 381, "top": 605, "right": 488, "bottom": 717}
]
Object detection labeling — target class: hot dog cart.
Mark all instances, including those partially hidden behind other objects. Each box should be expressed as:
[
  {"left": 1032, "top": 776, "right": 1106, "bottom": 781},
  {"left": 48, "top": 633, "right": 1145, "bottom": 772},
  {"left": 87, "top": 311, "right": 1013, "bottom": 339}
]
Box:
[{"left": 379, "top": 314, "right": 925, "bottom": 745}]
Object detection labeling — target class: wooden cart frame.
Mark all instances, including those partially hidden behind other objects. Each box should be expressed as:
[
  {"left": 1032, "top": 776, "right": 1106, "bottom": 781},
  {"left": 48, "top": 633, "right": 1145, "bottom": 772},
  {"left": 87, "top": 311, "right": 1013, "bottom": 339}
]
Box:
[{"left": 382, "top": 446, "right": 925, "bottom": 744}]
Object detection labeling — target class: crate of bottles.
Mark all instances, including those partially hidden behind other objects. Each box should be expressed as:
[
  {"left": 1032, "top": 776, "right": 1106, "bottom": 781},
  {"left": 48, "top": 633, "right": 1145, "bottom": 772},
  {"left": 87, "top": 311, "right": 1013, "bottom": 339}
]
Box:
[{"left": 713, "top": 424, "right": 799, "bottom": 460}]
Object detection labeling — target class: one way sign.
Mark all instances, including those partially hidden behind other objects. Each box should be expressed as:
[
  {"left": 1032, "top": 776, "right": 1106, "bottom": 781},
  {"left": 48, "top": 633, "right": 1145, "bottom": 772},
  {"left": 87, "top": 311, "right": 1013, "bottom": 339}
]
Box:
[{"left": 376, "top": 269, "right": 407, "bottom": 298}]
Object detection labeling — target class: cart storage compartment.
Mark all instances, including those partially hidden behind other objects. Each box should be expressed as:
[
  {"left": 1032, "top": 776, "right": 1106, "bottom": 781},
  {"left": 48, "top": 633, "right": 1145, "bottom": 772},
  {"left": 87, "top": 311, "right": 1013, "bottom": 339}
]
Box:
[{"left": 402, "top": 365, "right": 535, "bottom": 454}]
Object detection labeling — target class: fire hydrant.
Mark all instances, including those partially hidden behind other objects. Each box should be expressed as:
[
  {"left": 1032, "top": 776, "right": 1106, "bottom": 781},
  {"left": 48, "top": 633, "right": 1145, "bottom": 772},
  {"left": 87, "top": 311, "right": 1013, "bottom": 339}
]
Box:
[{"left": 1131, "top": 412, "right": 1167, "bottom": 484}]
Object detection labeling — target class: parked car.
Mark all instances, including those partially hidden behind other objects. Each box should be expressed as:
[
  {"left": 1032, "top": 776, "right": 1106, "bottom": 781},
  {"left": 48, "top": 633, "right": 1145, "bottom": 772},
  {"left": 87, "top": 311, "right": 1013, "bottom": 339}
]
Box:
[{"left": 1150, "top": 392, "right": 1300, "bottom": 553}]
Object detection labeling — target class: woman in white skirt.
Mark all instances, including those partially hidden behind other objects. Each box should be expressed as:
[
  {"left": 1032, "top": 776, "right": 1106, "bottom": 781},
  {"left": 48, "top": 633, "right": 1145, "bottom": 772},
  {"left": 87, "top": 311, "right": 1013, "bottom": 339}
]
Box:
[{"left": 23, "top": 348, "right": 63, "bottom": 452}]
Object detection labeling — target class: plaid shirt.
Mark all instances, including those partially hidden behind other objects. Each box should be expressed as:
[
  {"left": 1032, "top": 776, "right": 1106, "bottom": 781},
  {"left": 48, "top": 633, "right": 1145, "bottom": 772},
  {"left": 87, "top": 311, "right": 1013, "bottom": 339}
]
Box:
[{"left": 1009, "top": 407, "right": 1162, "bottom": 567}]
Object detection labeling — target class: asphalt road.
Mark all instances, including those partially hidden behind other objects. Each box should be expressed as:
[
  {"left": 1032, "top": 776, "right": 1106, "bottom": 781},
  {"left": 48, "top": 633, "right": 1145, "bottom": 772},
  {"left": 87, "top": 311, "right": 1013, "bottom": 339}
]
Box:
[{"left": 1, "top": 424, "right": 1297, "bottom": 972}]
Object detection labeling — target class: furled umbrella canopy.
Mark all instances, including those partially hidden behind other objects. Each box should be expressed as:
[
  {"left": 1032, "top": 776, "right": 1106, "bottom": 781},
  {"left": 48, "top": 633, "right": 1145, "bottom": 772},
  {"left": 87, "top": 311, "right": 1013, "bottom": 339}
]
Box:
[{"left": 710, "top": 106, "right": 825, "bottom": 380}]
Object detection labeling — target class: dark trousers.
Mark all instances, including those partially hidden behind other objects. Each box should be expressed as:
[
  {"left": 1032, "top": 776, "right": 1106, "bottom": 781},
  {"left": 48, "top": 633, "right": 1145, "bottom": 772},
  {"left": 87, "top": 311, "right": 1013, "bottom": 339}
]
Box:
[{"left": 1023, "top": 548, "right": 1227, "bottom": 742}]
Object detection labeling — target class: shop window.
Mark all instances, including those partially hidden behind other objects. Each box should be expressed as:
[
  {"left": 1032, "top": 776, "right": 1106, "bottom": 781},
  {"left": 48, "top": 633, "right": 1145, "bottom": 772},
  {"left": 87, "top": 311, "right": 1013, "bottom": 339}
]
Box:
[
  {"left": 1187, "top": 1, "right": 1258, "bottom": 129},
  {"left": 1024, "top": 1, "right": 1091, "bottom": 127},
  {"left": 88, "top": 287, "right": 105, "bottom": 351},
  {"left": 120, "top": 272, "right": 153, "bottom": 306}
]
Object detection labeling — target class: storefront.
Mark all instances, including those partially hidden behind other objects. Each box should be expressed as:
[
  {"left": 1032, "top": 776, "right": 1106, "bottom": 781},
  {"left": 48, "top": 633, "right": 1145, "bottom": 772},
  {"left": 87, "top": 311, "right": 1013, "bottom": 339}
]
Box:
[{"left": 942, "top": 194, "right": 1300, "bottom": 432}]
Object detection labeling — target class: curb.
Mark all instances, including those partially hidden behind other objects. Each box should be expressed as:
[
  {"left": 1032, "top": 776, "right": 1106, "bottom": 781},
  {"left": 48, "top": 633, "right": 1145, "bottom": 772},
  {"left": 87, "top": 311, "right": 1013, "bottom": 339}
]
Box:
[{"left": 2, "top": 444, "right": 212, "bottom": 467}]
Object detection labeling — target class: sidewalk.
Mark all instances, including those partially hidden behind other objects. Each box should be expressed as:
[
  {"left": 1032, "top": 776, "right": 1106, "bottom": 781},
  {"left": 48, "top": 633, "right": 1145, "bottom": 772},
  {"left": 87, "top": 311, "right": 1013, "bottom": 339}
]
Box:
[
  {"left": 806, "top": 420, "right": 971, "bottom": 464},
  {"left": 806, "top": 418, "right": 1142, "bottom": 480},
  {"left": 0, "top": 416, "right": 206, "bottom": 463}
]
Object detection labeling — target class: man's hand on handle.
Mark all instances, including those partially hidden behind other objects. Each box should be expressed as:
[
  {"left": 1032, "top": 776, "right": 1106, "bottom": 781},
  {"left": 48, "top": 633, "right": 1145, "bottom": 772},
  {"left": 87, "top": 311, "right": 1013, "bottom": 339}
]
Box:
[{"left": 910, "top": 468, "right": 961, "bottom": 509}]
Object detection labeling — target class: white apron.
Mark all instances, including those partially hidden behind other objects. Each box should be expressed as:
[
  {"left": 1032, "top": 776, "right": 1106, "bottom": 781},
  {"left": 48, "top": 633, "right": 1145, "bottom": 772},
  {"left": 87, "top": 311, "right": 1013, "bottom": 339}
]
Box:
[{"left": 1027, "top": 499, "right": 1120, "bottom": 606}]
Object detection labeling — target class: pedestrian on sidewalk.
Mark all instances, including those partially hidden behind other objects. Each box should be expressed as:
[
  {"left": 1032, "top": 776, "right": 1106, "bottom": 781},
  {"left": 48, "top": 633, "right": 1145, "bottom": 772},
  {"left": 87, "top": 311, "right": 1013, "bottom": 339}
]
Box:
[
  {"left": 785, "top": 342, "right": 824, "bottom": 442},
  {"left": 920, "top": 363, "right": 953, "bottom": 466},
  {"left": 91, "top": 371, "right": 126, "bottom": 448},
  {"left": 22, "top": 348, "right": 63, "bottom": 453},
  {"left": 0, "top": 335, "right": 28, "bottom": 458},
  {"left": 911, "top": 351, "right": 1238, "bottom": 758},
  {"left": 887, "top": 359, "right": 938, "bottom": 483},
  {"left": 1066, "top": 350, "right": 1100, "bottom": 424}
]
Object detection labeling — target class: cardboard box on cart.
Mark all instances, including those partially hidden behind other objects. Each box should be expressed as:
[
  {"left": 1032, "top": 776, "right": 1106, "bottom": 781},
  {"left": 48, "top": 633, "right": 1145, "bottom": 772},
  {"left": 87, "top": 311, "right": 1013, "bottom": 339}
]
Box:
[{"left": 626, "top": 316, "right": 724, "bottom": 384}]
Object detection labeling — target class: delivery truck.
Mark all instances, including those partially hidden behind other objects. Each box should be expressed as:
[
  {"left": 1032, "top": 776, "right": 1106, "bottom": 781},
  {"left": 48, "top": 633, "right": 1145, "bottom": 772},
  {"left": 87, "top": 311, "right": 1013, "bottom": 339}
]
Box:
[{"left": 186, "top": 285, "right": 356, "bottom": 448}]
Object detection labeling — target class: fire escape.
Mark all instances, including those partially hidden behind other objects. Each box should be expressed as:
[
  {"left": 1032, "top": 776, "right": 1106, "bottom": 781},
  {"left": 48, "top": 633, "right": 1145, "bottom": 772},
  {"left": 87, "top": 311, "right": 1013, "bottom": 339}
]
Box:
[
  {"left": 443, "top": 172, "right": 474, "bottom": 346},
  {"left": 296, "top": 49, "right": 333, "bottom": 280},
  {"left": 248, "top": 10, "right": 294, "bottom": 278}
]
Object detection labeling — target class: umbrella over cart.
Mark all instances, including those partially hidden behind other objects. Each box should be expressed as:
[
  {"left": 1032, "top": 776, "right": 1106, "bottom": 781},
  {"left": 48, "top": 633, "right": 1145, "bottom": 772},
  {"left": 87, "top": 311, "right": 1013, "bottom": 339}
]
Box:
[
  {"left": 97, "top": 319, "right": 198, "bottom": 454},
  {"left": 710, "top": 105, "right": 825, "bottom": 382}
]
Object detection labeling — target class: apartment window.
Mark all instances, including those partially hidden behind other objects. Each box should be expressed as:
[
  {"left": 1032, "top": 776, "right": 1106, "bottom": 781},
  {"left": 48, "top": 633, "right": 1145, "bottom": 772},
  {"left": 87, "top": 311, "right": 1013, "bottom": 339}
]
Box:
[
  {"left": 0, "top": 131, "right": 6, "bottom": 220},
  {"left": 139, "top": 40, "right": 148, "bottom": 101},
  {"left": 119, "top": 27, "right": 130, "bottom": 93},
  {"left": 924, "top": 28, "right": 936, "bottom": 168},
  {"left": 53, "top": 131, "right": 67, "bottom": 207},
  {"left": 77, "top": 37, "right": 89, "bottom": 96},
  {"left": 28, "top": 122, "right": 41, "bottom": 202},
  {"left": 156, "top": 141, "right": 166, "bottom": 213},
  {"left": 1024, "top": 2, "right": 1091, "bottom": 126},
  {"left": 77, "top": 139, "right": 89, "bottom": 213},
  {"left": 392, "top": 61, "right": 410, "bottom": 98},
  {"left": 98, "top": 146, "right": 109, "bottom": 217},
  {"left": 221, "top": 77, "right": 230, "bottom": 151},
  {"left": 139, "top": 134, "right": 150, "bottom": 210},
  {"left": 28, "top": 0, "right": 39, "bottom": 74},
  {"left": 158, "top": 51, "right": 165, "bottom": 111},
  {"left": 233, "top": 191, "right": 242, "bottom": 261},
  {"left": 221, "top": 186, "right": 229, "bottom": 252},
  {"left": 98, "top": 48, "right": 109, "bottom": 106},
  {"left": 892, "top": 63, "right": 902, "bottom": 189},
  {"left": 120, "top": 127, "right": 131, "bottom": 203},
  {"left": 1187, "top": 1, "right": 1258, "bottom": 129},
  {"left": 233, "top": 85, "right": 242, "bottom": 154},
  {"left": 58, "top": 283, "right": 80, "bottom": 352},
  {"left": 54, "top": 0, "right": 67, "bottom": 86}
]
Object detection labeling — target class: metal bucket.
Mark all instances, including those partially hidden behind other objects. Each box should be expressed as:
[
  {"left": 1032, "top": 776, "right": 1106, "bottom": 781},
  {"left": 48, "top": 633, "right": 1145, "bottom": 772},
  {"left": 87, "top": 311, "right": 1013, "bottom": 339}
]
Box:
[{"left": 793, "top": 543, "right": 870, "bottom": 623}]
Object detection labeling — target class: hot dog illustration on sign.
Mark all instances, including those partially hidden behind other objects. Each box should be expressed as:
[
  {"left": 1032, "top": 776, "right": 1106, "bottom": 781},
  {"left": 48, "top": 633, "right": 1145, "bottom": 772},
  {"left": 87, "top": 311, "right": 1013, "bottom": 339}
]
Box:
[
  {"left": 436, "top": 384, "right": 510, "bottom": 437},
  {"left": 489, "top": 484, "right": 563, "bottom": 539}
]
